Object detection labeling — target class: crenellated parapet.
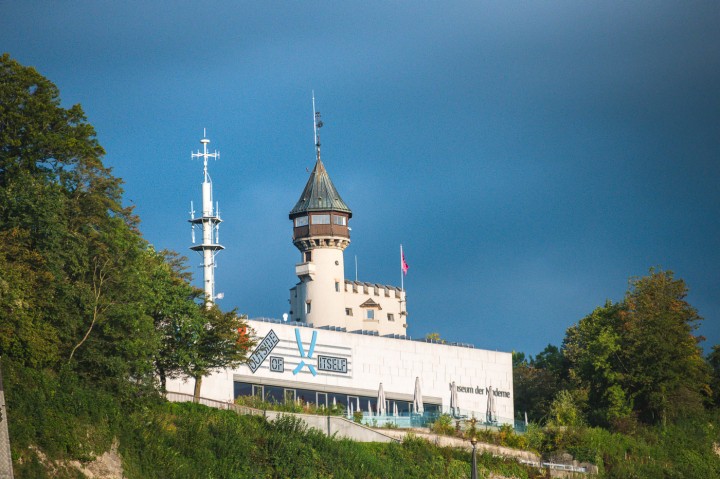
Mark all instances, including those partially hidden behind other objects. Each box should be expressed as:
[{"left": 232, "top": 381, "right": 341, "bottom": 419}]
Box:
[{"left": 344, "top": 280, "right": 403, "bottom": 299}]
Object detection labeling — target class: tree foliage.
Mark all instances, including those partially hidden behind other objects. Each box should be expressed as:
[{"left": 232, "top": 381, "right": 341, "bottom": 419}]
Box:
[
  {"left": 708, "top": 345, "right": 720, "bottom": 407},
  {"left": 0, "top": 52, "right": 154, "bottom": 387},
  {"left": 184, "top": 306, "right": 253, "bottom": 401},
  {"left": 563, "top": 269, "right": 710, "bottom": 427},
  {"left": 0, "top": 53, "right": 251, "bottom": 398},
  {"left": 513, "top": 344, "right": 570, "bottom": 423}
]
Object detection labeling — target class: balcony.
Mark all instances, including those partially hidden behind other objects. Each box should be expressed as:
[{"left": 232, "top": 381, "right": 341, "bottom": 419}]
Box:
[{"left": 295, "top": 262, "right": 316, "bottom": 277}]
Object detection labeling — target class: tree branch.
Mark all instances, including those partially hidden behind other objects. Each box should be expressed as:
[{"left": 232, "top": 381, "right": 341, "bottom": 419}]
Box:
[{"left": 68, "top": 257, "right": 110, "bottom": 362}]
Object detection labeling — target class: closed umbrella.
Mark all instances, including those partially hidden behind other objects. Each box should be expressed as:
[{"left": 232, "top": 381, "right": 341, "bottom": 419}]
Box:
[
  {"left": 367, "top": 399, "right": 373, "bottom": 417},
  {"left": 449, "top": 381, "right": 459, "bottom": 416},
  {"left": 413, "top": 377, "right": 424, "bottom": 414},
  {"left": 486, "top": 386, "right": 496, "bottom": 423},
  {"left": 393, "top": 401, "right": 399, "bottom": 416},
  {"left": 377, "top": 383, "right": 387, "bottom": 416}
]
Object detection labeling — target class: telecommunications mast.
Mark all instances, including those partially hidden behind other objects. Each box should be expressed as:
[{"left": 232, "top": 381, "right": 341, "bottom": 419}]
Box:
[{"left": 189, "top": 130, "right": 224, "bottom": 308}]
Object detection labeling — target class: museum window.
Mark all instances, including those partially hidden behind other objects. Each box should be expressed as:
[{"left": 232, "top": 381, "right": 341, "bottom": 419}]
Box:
[
  {"left": 312, "top": 214, "right": 331, "bottom": 224},
  {"left": 366, "top": 309, "right": 374, "bottom": 320},
  {"left": 305, "top": 301, "right": 311, "bottom": 314},
  {"left": 252, "top": 385, "right": 264, "bottom": 398},
  {"left": 387, "top": 313, "right": 394, "bottom": 321},
  {"left": 294, "top": 215, "right": 308, "bottom": 227},
  {"left": 304, "top": 251, "right": 312, "bottom": 262},
  {"left": 335, "top": 281, "right": 340, "bottom": 292},
  {"left": 346, "top": 308, "right": 353, "bottom": 316}
]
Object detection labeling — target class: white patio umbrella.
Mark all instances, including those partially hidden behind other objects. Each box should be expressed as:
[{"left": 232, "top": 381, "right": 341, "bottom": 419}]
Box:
[
  {"left": 450, "top": 381, "right": 460, "bottom": 416},
  {"left": 377, "top": 383, "right": 387, "bottom": 416},
  {"left": 393, "top": 401, "right": 399, "bottom": 416},
  {"left": 349, "top": 401, "right": 354, "bottom": 417},
  {"left": 486, "top": 386, "right": 496, "bottom": 423},
  {"left": 413, "top": 377, "right": 424, "bottom": 414},
  {"left": 356, "top": 397, "right": 361, "bottom": 413},
  {"left": 333, "top": 396, "right": 337, "bottom": 407},
  {"left": 367, "top": 399, "right": 373, "bottom": 417}
]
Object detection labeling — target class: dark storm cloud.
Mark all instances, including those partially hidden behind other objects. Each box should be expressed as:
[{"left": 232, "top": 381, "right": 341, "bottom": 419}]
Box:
[{"left": 1, "top": 1, "right": 718, "bottom": 354}]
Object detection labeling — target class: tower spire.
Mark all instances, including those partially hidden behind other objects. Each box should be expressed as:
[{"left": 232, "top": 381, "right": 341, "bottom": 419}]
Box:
[
  {"left": 312, "top": 92, "right": 323, "bottom": 163},
  {"left": 189, "top": 131, "right": 225, "bottom": 308}
]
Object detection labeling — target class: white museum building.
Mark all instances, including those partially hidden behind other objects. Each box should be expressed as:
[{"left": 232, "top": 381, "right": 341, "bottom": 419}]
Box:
[{"left": 167, "top": 119, "right": 515, "bottom": 427}]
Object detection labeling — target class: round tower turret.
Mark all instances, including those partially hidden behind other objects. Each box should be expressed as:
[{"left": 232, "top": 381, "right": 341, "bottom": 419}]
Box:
[{"left": 288, "top": 106, "right": 351, "bottom": 327}]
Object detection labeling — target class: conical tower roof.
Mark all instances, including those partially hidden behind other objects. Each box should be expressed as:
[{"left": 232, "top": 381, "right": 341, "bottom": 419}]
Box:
[{"left": 289, "top": 157, "right": 352, "bottom": 217}]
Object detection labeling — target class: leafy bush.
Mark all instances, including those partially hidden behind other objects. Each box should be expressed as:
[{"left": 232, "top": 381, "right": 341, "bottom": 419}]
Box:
[
  {"left": 353, "top": 410, "right": 363, "bottom": 423},
  {"left": 235, "top": 394, "right": 346, "bottom": 416},
  {"left": 430, "top": 413, "right": 457, "bottom": 436}
]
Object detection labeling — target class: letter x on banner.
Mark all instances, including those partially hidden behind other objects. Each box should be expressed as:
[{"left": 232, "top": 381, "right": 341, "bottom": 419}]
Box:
[{"left": 293, "top": 328, "right": 318, "bottom": 376}]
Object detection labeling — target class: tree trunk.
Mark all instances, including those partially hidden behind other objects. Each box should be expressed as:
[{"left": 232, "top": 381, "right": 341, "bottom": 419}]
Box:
[
  {"left": 158, "top": 365, "right": 166, "bottom": 393},
  {"left": 193, "top": 375, "right": 202, "bottom": 403}
]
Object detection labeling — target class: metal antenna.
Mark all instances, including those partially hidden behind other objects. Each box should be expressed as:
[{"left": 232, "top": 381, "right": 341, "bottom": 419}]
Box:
[{"left": 188, "top": 130, "right": 225, "bottom": 308}]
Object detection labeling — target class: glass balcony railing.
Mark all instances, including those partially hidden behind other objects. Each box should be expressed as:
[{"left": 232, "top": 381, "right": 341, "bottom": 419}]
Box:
[{"left": 350, "top": 407, "right": 525, "bottom": 432}]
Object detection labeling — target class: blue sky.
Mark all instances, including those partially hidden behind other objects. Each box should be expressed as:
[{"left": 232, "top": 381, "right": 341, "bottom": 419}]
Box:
[{"left": 2, "top": 1, "right": 719, "bottom": 356}]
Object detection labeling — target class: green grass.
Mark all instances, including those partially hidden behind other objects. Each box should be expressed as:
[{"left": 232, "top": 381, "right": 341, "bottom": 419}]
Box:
[{"left": 6, "top": 359, "right": 720, "bottom": 479}]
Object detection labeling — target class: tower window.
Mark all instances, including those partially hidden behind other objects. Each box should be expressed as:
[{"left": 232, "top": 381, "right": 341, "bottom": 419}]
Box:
[
  {"left": 387, "top": 313, "right": 395, "bottom": 322},
  {"left": 304, "top": 251, "right": 312, "bottom": 262},
  {"left": 335, "top": 281, "right": 340, "bottom": 292},
  {"left": 333, "top": 215, "right": 347, "bottom": 226},
  {"left": 366, "top": 310, "right": 375, "bottom": 320},
  {"left": 294, "top": 216, "right": 308, "bottom": 227},
  {"left": 346, "top": 308, "right": 353, "bottom": 316},
  {"left": 305, "top": 301, "right": 311, "bottom": 314},
  {"left": 312, "top": 214, "right": 331, "bottom": 224}
]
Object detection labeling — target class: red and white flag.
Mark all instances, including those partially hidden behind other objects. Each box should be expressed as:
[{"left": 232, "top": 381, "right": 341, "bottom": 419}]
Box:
[{"left": 401, "top": 245, "right": 409, "bottom": 275}]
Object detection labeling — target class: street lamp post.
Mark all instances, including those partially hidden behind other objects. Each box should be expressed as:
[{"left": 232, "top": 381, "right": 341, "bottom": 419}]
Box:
[
  {"left": 470, "top": 436, "right": 478, "bottom": 479},
  {"left": 467, "top": 416, "right": 478, "bottom": 479}
]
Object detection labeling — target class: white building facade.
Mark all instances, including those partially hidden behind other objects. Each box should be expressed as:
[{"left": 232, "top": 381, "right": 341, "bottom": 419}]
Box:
[{"left": 170, "top": 318, "right": 514, "bottom": 424}]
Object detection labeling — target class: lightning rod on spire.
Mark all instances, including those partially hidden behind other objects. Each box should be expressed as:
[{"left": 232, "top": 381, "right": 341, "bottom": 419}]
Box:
[{"left": 312, "top": 94, "right": 323, "bottom": 162}]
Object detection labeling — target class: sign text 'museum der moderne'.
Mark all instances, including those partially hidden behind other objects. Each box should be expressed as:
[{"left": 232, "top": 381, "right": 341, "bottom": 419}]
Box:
[{"left": 454, "top": 384, "right": 511, "bottom": 398}]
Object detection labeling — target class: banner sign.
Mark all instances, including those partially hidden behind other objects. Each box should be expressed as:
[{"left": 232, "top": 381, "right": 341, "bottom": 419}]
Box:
[
  {"left": 269, "top": 356, "right": 284, "bottom": 373},
  {"left": 317, "top": 355, "right": 348, "bottom": 374},
  {"left": 248, "top": 330, "right": 280, "bottom": 373}
]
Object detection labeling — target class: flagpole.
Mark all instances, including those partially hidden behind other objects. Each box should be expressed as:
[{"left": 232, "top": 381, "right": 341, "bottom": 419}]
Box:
[{"left": 400, "top": 244, "right": 404, "bottom": 292}]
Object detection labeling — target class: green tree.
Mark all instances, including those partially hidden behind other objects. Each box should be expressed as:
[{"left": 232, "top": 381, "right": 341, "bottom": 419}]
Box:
[
  {"left": 140, "top": 248, "right": 206, "bottom": 391},
  {"left": 547, "top": 390, "right": 584, "bottom": 427},
  {"left": 513, "top": 344, "right": 570, "bottom": 424},
  {"left": 564, "top": 302, "right": 632, "bottom": 427},
  {"left": 511, "top": 350, "right": 527, "bottom": 368},
  {"left": 531, "top": 344, "right": 568, "bottom": 379},
  {"left": 708, "top": 345, "right": 720, "bottom": 407},
  {"left": 425, "top": 332, "right": 445, "bottom": 343},
  {"left": 0, "top": 52, "right": 158, "bottom": 386},
  {"left": 563, "top": 269, "right": 710, "bottom": 427},
  {"left": 513, "top": 361, "right": 559, "bottom": 423},
  {"left": 182, "top": 305, "right": 254, "bottom": 402},
  {"left": 621, "top": 269, "right": 710, "bottom": 425}
]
